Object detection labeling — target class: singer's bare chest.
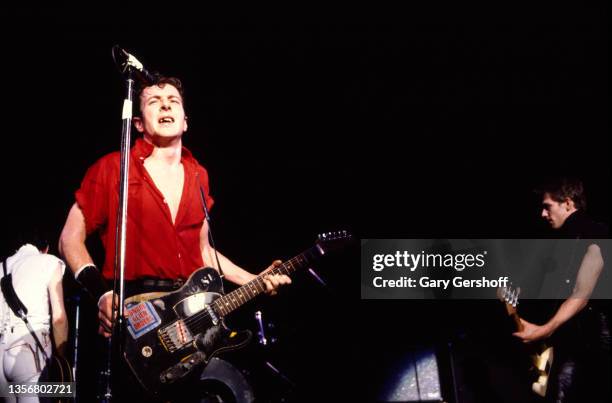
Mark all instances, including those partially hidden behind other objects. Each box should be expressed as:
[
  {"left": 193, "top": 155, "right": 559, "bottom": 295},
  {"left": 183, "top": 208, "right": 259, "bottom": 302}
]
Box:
[{"left": 143, "top": 159, "right": 185, "bottom": 224}]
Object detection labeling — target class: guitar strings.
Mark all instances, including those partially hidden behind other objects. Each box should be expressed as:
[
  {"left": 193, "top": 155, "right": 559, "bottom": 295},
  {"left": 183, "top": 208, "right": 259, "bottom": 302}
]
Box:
[
  {"left": 180, "top": 252, "right": 315, "bottom": 331},
  {"left": 181, "top": 264, "right": 294, "bottom": 330},
  {"left": 181, "top": 276, "right": 269, "bottom": 329},
  {"left": 155, "top": 238, "right": 347, "bottom": 348}
]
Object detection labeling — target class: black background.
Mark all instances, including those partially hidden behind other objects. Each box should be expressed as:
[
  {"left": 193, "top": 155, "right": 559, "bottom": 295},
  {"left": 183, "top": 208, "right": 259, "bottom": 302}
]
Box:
[{"left": 1, "top": 5, "right": 608, "bottom": 402}]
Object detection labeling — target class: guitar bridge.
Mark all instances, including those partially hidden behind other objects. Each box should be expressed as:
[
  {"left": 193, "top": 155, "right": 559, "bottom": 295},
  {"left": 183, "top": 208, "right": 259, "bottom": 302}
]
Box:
[{"left": 159, "top": 320, "right": 194, "bottom": 353}]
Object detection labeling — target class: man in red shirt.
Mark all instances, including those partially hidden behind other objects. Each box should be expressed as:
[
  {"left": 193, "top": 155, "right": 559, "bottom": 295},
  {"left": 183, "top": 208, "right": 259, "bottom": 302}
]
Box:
[{"left": 59, "top": 76, "right": 290, "bottom": 337}]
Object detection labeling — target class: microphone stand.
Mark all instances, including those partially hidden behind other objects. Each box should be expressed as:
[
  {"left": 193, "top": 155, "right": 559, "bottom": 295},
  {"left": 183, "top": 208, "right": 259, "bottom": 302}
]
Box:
[{"left": 101, "top": 59, "right": 137, "bottom": 403}]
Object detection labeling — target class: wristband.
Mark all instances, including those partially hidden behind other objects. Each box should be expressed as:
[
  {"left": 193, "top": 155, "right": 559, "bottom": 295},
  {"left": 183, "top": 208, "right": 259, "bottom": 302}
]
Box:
[{"left": 75, "top": 265, "right": 110, "bottom": 302}]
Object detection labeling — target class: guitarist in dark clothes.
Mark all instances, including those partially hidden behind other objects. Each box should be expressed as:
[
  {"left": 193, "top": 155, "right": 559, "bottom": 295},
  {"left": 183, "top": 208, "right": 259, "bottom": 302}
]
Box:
[
  {"left": 58, "top": 76, "right": 290, "bottom": 401},
  {"left": 513, "top": 178, "right": 611, "bottom": 403}
]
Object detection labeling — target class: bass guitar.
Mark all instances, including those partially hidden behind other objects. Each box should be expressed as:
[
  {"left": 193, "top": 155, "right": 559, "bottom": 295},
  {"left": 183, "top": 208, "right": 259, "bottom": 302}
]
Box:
[{"left": 497, "top": 284, "right": 554, "bottom": 397}]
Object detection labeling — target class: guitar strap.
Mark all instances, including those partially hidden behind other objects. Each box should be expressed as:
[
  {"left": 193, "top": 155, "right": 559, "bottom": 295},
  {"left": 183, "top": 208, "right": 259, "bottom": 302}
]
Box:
[
  {"left": 1, "top": 258, "right": 51, "bottom": 363},
  {"left": 197, "top": 175, "right": 225, "bottom": 292}
]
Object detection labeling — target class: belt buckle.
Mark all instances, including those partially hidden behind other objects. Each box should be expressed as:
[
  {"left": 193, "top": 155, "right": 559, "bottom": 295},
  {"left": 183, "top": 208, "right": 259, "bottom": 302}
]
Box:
[{"left": 173, "top": 278, "right": 185, "bottom": 289}]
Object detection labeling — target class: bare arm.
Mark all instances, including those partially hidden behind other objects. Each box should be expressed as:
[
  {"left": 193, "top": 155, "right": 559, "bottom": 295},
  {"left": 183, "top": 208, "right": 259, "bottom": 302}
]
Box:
[
  {"left": 59, "top": 203, "right": 95, "bottom": 275},
  {"left": 59, "top": 202, "right": 114, "bottom": 337},
  {"left": 199, "top": 220, "right": 291, "bottom": 292},
  {"left": 514, "top": 243, "right": 604, "bottom": 342},
  {"left": 543, "top": 243, "right": 603, "bottom": 332},
  {"left": 48, "top": 262, "right": 68, "bottom": 356}
]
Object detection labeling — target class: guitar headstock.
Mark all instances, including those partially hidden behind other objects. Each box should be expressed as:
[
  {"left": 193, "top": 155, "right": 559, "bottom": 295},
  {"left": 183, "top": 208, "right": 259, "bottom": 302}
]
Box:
[
  {"left": 497, "top": 283, "right": 521, "bottom": 315},
  {"left": 316, "top": 230, "right": 353, "bottom": 254}
]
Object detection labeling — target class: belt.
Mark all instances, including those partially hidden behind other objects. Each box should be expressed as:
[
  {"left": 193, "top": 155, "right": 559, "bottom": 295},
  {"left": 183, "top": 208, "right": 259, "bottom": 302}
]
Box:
[{"left": 133, "top": 277, "right": 185, "bottom": 289}]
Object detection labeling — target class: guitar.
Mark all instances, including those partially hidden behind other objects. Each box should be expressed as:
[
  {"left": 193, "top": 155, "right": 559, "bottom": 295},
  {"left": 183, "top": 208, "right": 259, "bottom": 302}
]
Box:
[
  {"left": 122, "top": 231, "right": 352, "bottom": 396},
  {"left": 497, "top": 284, "right": 554, "bottom": 397},
  {"left": 47, "top": 353, "right": 74, "bottom": 403}
]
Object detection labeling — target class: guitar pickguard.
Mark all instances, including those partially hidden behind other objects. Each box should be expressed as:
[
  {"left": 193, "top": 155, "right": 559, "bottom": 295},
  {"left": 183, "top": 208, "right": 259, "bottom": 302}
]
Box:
[
  {"left": 173, "top": 292, "right": 220, "bottom": 318},
  {"left": 123, "top": 268, "right": 250, "bottom": 396},
  {"left": 156, "top": 291, "right": 222, "bottom": 353}
]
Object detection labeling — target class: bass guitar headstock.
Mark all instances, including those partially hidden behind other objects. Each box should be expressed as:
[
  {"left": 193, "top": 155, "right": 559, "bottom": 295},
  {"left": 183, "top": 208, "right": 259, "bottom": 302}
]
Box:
[{"left": 497, "top": 283, "right": 521, "bottom": 316}]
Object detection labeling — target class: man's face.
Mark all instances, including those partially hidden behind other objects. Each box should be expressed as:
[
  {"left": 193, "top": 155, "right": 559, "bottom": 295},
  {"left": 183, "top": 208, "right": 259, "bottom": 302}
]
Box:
[
  {"left": 541, "top": 193, "right": 573, "bottom": 229},
  {"left": 134, "top": 84, "right": 187, "bottom": 140}
]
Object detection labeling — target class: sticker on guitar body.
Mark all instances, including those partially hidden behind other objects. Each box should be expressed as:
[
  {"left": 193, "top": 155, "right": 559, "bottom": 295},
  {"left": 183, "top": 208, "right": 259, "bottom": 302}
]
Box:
[{"left": 126, "top": 301, "right": 162, "bottom": 339}]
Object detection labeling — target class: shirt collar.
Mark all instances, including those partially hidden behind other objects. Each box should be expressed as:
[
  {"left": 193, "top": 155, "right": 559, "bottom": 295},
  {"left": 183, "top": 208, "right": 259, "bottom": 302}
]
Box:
[
  {"left": 16, "top": 244, "right": 40, "bottom": 256},
  {"left": 132, "top": 138, "right": 194, "bottom": 162}
]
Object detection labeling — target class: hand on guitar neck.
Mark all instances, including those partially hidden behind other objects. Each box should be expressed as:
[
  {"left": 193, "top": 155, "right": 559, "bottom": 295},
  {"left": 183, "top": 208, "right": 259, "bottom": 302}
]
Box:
[
  {"left": 259, "top": 259, "right": 292, "bottom": 296},
  {"left": 120, "top": 231, "right": 352, "bottom": 396},
  {"left": 498, "top": 283, "right": 555, "bottom": 398},
  {"left": 95, "top": 260, "right": 290, "bottom": 337},
  {"left": 512, "top": 317, "right": 555, "bottom": 343},
  {"left": 497, "top": 285, "right": 554, "bottom": 343}
]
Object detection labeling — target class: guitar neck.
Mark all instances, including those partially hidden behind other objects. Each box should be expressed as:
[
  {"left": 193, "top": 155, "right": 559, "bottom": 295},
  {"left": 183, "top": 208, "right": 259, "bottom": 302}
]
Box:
[
  {"left": 499, "top": 285, "right": 524, "bottom": 332},
  {"left": 213, "top": 245, "right": 323, "bottom": 316},
  {"left": 509, "top": 311, "right": 524, "bottom": 332}
]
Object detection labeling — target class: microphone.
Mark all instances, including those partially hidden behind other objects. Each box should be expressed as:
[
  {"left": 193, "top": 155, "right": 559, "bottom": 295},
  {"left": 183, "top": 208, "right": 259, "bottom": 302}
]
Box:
[{"left": 112, "top": 45, "right": 159, "bottom": 85}]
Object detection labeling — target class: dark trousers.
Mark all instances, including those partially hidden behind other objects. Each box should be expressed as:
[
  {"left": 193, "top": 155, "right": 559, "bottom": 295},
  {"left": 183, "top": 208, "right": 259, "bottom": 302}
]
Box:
[{"left": 548, "top": 310, "right": 611, "bottom": 403}]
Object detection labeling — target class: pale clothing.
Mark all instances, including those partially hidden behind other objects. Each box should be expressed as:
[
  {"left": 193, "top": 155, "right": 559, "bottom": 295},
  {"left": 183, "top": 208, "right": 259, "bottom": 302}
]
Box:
[{"left": 0, "top": 244, "right": 64, "bottom": 402}]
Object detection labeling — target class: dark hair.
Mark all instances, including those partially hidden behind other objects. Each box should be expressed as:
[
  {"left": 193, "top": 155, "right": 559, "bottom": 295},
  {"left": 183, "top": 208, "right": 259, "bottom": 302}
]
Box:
[
  {"left": 535, "top": 177, "right": 587, "bottom": 210},
  {"left": 134, "top": 76, "right": 186, "bottom": 117},
  {"left": 16, "top": 227, "right": 50, "bottom": 252}
]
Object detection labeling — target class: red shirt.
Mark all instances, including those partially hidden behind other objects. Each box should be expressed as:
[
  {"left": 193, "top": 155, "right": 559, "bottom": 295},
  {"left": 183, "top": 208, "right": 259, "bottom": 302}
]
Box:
[{"left": 75, "top": 138, "right": 214, "bottom": 281}]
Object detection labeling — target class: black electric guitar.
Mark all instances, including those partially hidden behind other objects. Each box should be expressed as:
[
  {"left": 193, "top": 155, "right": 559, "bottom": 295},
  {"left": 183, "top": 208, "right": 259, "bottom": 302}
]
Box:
[
  {"left": 497, "top": 284, "right": 554, "bottom": 397},
  {"left": 122, "top": 231, "right": 352, "bottom": 396}
]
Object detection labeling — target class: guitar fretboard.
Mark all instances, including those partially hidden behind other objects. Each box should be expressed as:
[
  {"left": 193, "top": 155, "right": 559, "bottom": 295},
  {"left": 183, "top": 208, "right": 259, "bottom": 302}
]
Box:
[{"left": 212, "top": 246, "right": 322, "bottom": 317}]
